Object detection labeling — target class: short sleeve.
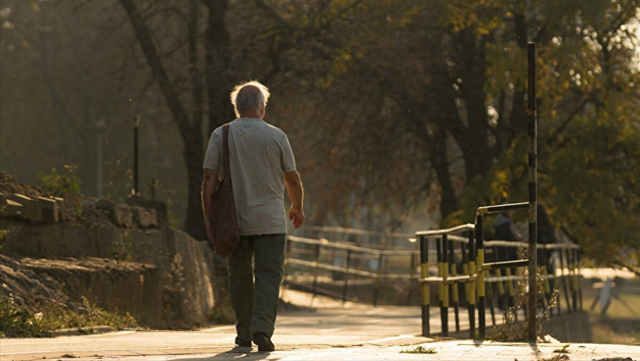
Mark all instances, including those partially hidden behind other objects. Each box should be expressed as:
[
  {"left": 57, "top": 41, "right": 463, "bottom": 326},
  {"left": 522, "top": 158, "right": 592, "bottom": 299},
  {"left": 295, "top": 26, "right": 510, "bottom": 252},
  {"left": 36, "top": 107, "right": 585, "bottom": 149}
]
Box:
[
  {"left": 280, "top": 133, "right": 297, "bottom": 173},
  {"left": 203, "top": 128, "right": 222, "bottom": 170}
]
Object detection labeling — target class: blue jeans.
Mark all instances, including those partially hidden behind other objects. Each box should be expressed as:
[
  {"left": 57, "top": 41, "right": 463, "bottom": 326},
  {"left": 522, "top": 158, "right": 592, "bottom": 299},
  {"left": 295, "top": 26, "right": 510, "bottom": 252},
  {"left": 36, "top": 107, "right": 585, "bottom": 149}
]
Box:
[{"left": 228, "top": 233, "right": 286, "bottom": 340}]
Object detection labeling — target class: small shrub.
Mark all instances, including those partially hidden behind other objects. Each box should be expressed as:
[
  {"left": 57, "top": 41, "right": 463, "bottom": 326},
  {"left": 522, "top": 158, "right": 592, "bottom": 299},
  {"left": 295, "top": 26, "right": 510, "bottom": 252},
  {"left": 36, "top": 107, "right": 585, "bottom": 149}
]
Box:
[
  {"left": 38, "top": 165, "right": 81, "bottom": 199},
  {"left": 0, "top": 229, "right": 8, "bottom": 252},
  {"left": 554, "top": 344, "right": 571, "bottom": 354},
  {"left": 0, "top": 295, "right": 138, "bottom": 338},
  {"left": 109, "top": 231, "right": 135, "bottom": 263},
  {"left": 0, "top": 296, "right": 52, "bottom": 338},
  {"left": 400, "top": 345, "right": 437, "bottom": 354},
  {"left": 38, "top": 165, "right": 83, "bottom": 216},
  {"left": 490, "top": 261, "right": 559, "bottom": 342}
]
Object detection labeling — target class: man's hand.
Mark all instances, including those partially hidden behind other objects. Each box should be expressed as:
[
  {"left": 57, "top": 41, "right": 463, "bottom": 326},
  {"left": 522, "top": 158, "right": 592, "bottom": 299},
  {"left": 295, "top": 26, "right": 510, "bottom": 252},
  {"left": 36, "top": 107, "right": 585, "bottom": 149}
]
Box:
[
  {"left": 289, "top": 205, "right": 305, "bottom": 229},
  {"left": 284, "top": 170, "right": 305, "bottom": 229}
]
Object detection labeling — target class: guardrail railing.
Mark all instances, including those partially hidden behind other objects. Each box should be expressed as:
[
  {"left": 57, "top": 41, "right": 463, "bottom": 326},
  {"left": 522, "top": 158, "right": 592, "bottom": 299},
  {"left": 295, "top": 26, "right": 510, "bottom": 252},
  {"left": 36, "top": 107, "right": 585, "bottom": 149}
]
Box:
[
  {"left": 417, "top": 202, "right": 583, "bottom": 339},
  {"left": 283, "top": 215, "right": 582, "bottom": 340},
  {"left": 284, "top": 235, "right": 417, "bottom": 306}
]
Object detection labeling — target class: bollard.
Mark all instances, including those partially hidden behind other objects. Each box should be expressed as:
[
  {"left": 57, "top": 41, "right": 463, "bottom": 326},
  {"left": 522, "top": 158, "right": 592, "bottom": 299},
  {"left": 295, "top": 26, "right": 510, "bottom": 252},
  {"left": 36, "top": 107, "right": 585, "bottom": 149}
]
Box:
[
  {"left": 407, "top": 253, "right": 417, "bottom": 306},
  {"left": 467, "top": 229, "right": 476, "bottom": 339},
  {"left": 502, "top": 246, "right": 517, "bottom": 322},
  {"left": 420, "top": 236, "right": 430, "bottom": 337},
  {"left": 372, "top": 252, "right": 384, "bottom": 306},
  {"left": 461, "top": 241, "right": 469, "bottom": 305},
  {"left": 449, "top": 236, "right": 460, "bottom": 333},
  {"left": 487, "top": 248, "right": 497, "bottom": 327},
  {"left": 342, "top": 249, "right": 352, "bottom": 303},
  {"left": 475, "top": 215, "right": 486, "bottom": 339},
  {"left": 312, "top": 243, "right": 322, "bottom": 298},
  {"left": 440, "top": 235, "right": 449, "bottom": 336},
  {"left": 461, "top": 240, "right": 470, "bottom": 307},
  {"left": 577, "top": 249, "right": 583, "bottom": 311},
  {"left": 558, "top": 249, "right": 572, "bottom": 313},
  {"left": 494, "top": 245, "right": 506, "bottom": 316},
  {"left": 526, "top": 42, "right": 538, "bottom": 343},
  {"left": 570, "top": 249, "right": 578, "bottom": 311},
  {"left": 133, "top": 116, "right": 140, "bottom": 195}
]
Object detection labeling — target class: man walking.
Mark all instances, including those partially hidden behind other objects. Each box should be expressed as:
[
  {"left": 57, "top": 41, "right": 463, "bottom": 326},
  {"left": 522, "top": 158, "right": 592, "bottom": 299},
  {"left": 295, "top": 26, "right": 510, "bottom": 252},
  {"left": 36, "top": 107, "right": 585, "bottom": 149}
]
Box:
[{"left": 201, "top": 81, "right": 305, "bottom": 351}]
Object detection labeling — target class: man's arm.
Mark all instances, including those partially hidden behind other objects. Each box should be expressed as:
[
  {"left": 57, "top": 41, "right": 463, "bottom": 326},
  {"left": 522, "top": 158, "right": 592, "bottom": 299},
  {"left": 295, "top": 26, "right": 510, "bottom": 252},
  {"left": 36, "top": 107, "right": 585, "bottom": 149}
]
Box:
[
  {"left": 284, "top": 170, "right": 305, "bottom": 228},
  {"left": 201, "top": 168, "right": 218, "bottom": 228}
]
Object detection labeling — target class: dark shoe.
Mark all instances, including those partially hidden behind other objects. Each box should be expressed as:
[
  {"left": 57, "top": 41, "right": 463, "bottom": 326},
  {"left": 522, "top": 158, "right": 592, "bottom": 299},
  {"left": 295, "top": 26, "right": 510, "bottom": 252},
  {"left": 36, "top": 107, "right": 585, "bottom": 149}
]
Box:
[
  {"left": 252, "top": 332, "right": 275, "bottom": 351},
  {"left": 235, "top": 337, "right": 251, "bottom": 347}
]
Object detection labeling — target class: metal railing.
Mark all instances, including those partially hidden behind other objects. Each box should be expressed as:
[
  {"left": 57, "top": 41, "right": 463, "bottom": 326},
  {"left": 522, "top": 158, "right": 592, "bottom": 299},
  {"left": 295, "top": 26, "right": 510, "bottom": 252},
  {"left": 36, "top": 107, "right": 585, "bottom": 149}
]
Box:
[
  {"left": 283, "top": 213, "right": 582, "bottom": 340},
  {"left": 284, "top": 235, "right": 417, "bottom": 306},
  {"left": 417, "top": 202, "right": 583, "bottom": 339},
  {"left": 301, "top": 225, "right": 416, "bottom": 249}
]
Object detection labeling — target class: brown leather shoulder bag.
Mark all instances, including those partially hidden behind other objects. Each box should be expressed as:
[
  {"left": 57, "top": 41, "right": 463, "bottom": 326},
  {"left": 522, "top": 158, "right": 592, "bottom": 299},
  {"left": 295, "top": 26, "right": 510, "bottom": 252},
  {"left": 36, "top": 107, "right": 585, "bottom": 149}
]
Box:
[{"left": 207, "top": 124, "right": 240, "bottom": 256}]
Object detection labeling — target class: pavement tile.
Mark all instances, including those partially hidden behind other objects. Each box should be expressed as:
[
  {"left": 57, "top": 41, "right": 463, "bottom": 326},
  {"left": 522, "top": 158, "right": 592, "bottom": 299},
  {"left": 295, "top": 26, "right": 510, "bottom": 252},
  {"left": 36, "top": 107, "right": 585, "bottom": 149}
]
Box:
[{"left": 3, "top": 290, "right": 640, "bottom": 361}]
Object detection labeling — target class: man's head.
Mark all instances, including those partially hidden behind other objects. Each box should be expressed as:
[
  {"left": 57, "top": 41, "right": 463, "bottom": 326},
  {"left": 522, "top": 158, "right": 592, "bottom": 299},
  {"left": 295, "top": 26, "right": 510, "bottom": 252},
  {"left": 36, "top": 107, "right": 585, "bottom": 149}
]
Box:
[{"left": 230, "top": 81, "right": 271, "bottom": 119}]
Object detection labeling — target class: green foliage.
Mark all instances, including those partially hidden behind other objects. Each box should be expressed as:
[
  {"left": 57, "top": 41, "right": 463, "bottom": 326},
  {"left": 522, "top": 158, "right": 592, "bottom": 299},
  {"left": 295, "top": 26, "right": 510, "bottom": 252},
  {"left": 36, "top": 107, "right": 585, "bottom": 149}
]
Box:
[
  {"left": 0, "top": 295, "right": 52, "bottom": 338},
  {"left": 1, "top": 0, "right": 638, "bottom": 261},
  {"left": 0, "top": 229, "right": 8, "bottom": 253},
  {"left": 38, "top": 165, "right": 81, "bottom": 199},
  {"left": 443, "top": 0, "right": 640, "bottom": 268},
  {"left": 0, "top": 295, "right": 138, "bottom": 338},
  {"left": 109, "top": 231, "right": 135, "bottom": 263},
  {"left": 38, "top": 165, "right": 84, "bottom": 217}
]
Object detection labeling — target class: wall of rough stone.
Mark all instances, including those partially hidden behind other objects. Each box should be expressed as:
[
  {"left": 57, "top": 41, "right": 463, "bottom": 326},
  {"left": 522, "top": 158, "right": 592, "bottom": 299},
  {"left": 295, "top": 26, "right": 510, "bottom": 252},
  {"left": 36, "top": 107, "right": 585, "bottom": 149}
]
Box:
[
  {"left": 0, "top": 194, "right": 219, "bottom": 329},
  {"left": 21, "top": 257, "right": 163, "bottom": 327}
]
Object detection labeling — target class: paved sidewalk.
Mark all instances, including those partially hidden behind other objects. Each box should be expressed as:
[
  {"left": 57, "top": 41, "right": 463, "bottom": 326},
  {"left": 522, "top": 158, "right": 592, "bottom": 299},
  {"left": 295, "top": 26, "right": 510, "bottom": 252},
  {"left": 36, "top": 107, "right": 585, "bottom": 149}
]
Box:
[{"left": 2, "top": 289, "right": 639, "bottom": 361}]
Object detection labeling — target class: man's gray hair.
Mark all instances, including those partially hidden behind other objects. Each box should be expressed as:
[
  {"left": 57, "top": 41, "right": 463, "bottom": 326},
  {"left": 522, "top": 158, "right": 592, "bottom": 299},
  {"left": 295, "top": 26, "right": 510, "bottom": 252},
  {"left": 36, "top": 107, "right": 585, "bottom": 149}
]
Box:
[{"left": 230, "top": 81, "right": 271, "bottom": 117}]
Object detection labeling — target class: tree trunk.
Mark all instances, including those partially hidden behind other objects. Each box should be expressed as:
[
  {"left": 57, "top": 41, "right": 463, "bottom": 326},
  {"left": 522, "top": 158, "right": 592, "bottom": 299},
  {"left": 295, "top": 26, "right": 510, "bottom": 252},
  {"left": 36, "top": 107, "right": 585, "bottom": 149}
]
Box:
[
  {"left": 183, "top": 127, "right": 206, "bottom": 240},
  {"left": 449, "top": 30, "right": 495, "bottom": 183},
  {"left": 119, "top": 0, "right": 205, "bottom": 239},
  {"left": 202, "top": 0, "right": 234, "bottom": 134},
  {"left": 432, "top": 128, "right": 459, "bottom": 221}
]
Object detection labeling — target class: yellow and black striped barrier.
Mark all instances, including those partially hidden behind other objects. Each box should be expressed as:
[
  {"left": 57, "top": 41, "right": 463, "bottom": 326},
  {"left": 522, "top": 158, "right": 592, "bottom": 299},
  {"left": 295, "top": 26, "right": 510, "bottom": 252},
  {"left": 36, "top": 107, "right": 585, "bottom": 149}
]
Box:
[
  {"left": 449, "top": 235, "right": 460, "bottom": 333},
  {"left": 467, "top": 229, "right": 476, "bottom": 339},
  {"left": 420, "top": 235, "right": 429, "bottom": 337},
  {"left": 414, "top": 207, "right": 583, "bottom": 341}
]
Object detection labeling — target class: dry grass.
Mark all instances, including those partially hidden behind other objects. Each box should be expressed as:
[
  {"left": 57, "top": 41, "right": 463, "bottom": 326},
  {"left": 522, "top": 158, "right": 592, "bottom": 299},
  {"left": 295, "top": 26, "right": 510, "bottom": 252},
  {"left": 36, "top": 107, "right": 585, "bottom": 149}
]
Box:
[{"left": 401, "top": 345, "right": 437, "bottom": 354}]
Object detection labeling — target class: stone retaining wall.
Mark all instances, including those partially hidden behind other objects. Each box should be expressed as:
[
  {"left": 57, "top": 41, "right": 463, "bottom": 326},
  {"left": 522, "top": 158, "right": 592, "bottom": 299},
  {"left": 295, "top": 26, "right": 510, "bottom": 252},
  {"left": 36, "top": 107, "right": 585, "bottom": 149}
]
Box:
[
  {"left": 0, "top": 195, "right": 219, "bottom": 329},
  {"left": 21, "top": 257, "right": 162, "bottom": 327}
]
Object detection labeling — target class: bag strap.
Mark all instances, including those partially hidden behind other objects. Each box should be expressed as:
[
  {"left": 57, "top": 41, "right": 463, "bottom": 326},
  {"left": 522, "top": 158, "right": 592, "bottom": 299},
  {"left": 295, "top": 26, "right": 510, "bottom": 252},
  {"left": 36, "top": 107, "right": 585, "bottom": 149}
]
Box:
[{"left": 222, "top": 124, "right": 232, "bottom": 184}]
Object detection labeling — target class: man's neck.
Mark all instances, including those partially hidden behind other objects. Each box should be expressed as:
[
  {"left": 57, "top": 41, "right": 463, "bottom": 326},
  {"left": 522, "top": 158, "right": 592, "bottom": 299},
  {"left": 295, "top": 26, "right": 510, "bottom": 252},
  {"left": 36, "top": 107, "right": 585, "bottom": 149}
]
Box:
[{"left": 239, "top": 113, "right": 262, "bottom": 119}]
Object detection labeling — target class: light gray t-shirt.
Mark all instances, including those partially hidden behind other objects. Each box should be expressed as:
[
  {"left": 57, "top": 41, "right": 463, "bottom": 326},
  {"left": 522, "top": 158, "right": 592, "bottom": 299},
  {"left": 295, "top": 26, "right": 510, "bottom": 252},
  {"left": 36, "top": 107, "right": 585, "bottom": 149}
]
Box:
[{"left": 203, "top": 118, "right": 297, "bottom": 236}]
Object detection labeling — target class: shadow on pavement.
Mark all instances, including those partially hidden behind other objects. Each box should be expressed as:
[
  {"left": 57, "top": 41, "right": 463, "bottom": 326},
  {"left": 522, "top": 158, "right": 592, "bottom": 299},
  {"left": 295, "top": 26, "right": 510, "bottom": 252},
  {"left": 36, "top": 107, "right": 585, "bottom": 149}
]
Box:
[{"left": 176, "top": 346, "right": 282, "bottom": 361}]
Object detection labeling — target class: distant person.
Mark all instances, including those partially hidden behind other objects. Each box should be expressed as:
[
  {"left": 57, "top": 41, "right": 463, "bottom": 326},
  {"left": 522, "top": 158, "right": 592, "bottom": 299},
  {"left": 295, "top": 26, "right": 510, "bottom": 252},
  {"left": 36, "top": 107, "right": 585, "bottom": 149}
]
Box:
[
  {"left": 202, "top": 81, "right": 305, "bottom": 351},
  {"left": 493, "top": 211, "right": 521, "bottom": 260},
  {"left": 493, "top": 211, "right": 520, "bottom": 243},
  {"left": 537, "top": 204, "right": 557, "bottom": 245}
]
